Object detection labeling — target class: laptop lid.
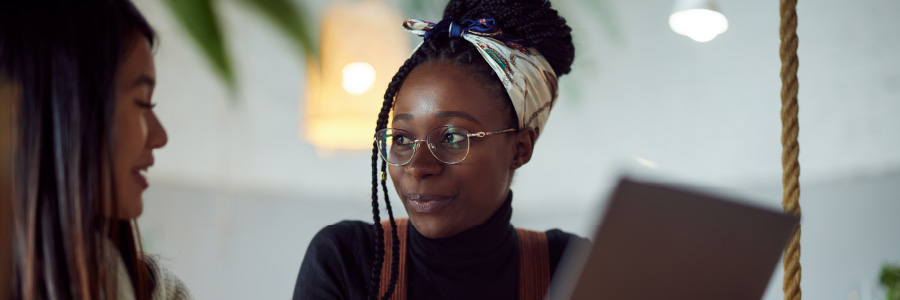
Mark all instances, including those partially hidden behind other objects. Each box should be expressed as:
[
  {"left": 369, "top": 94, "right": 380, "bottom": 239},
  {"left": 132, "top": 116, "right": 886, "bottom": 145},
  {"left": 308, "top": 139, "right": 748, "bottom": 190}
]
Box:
[{"left": 550, "top": 177, "right": 799, "bottom": 300}]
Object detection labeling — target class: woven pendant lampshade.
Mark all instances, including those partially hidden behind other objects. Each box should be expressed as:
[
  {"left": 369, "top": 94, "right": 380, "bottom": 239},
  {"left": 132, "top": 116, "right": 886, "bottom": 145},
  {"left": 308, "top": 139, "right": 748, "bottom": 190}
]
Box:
[{"left": 303, "top": 0, "right": 409, "bottom": 153}]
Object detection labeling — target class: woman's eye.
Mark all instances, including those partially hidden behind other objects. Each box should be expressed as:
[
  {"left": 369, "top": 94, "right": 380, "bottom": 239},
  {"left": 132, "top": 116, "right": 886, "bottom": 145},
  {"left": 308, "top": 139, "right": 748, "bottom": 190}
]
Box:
[
  {"left": 135, "top": 100, "right": 156, "bottom": 109},
  {"left": 393, "top": 135, "right": 413, "bottom": 145},
  {"left": 441, "top": 133, "right": 466, "bottom": 144}
]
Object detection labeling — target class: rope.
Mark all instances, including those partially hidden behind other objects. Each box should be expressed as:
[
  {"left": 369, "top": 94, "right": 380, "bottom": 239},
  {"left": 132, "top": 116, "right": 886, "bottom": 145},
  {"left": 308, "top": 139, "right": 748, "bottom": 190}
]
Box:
[{"left": 779, "top": 0, "right": 802, "bottom": 299}]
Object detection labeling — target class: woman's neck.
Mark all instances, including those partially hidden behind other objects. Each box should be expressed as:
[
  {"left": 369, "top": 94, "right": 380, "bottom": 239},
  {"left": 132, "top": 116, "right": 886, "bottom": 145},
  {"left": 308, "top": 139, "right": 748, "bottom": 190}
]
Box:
[{"left": 407, "top": 192, "right": 515, "bottom": 266}]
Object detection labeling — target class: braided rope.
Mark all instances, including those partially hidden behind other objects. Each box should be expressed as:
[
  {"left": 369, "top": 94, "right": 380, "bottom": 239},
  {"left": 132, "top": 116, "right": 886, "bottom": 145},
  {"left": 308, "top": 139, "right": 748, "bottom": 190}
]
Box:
[{"left": 779, "top": 0, "right": 802, "bottom": 299}]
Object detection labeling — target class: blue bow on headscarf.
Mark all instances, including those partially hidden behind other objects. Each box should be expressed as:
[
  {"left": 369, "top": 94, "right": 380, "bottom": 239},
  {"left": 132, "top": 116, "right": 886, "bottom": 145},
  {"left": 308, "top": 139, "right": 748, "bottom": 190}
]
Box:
[{"left": 423, "top": 18, "right": 501, "bottom": 42}]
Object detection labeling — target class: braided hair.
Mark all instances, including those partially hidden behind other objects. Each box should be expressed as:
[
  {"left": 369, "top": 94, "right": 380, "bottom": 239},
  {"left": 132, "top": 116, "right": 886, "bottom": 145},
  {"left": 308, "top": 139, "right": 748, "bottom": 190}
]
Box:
[{"left": 367, "top": 0, "right": 574, "bottom": 299}]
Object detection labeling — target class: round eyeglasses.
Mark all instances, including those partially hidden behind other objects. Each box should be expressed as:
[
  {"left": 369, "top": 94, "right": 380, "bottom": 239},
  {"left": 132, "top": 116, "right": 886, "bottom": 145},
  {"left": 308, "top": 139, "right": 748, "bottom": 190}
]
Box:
[{"left": 375, "top": 125, "right": 517, "bottom": 166}]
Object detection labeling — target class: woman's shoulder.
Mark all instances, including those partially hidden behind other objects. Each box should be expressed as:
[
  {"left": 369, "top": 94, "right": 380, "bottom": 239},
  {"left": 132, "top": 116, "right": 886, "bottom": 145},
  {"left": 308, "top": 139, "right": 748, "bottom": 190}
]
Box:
[
  {"left": 309, "top": 220, "right": 376, "bottom": 249},
  {"left": 542, "top": 229, "right": 590, "bottom": 278},
  {"left": 316, "top": 220, "right": 373, "bottom": 236},
  {"left": 143, "top": 255, "right": 193, "bottom": 300},
  {"left": 294, "top": 220, "right": 376, "bottom": 300},
  {"left": 544, "top": 229, "right": 590, "bottom": 249},
  {"left": 304, "top": 220, "right": 381, "bottom": 267}
]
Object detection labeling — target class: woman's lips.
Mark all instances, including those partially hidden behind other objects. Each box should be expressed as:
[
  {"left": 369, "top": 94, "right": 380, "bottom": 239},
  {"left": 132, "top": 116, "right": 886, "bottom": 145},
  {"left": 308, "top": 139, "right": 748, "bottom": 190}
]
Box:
[
  {"left": 406, "top": 194, "right": 453, "bottom": 214},
  {"left": 132, "top": 169, "right": 149, "bottom": 189}
]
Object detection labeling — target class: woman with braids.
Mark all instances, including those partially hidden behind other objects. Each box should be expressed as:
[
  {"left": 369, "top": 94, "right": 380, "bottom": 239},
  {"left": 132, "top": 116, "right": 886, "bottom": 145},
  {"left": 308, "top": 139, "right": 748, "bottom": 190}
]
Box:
[
  {"left": 0, "top": 1, "right": 191, "bottom": 299},
  {"left": 294, "top": 0, "right": 584, "bottom": 299}
]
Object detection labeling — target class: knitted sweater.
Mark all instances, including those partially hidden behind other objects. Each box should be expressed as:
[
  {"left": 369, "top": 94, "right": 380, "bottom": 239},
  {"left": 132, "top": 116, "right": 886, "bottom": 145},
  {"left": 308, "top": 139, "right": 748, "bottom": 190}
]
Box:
[{"left": 110, "top": 242, "right": 192, "bottom": 300}]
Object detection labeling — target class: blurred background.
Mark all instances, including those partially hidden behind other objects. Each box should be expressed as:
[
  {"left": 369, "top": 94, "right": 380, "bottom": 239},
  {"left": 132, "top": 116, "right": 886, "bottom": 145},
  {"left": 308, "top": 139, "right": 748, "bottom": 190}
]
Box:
[{"left": 131, "top": 0, "right": 900, "bottom": 299}]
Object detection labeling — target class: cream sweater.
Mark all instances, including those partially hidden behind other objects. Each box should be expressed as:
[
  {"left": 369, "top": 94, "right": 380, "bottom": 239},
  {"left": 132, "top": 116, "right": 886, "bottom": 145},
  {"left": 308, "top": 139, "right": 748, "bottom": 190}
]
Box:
[{"left": 110, "top": 242, "right": 192, "bottom": 300}]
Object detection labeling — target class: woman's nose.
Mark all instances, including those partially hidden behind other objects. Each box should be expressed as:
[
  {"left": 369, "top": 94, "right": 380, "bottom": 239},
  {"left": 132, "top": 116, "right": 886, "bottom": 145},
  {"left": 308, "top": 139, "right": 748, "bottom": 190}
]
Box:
[
  {"left": 147, "top": 111, "right": 167, "bottom": 149},
  {"left": 404, "top": 144, "right": 443, "bottom": 179}
]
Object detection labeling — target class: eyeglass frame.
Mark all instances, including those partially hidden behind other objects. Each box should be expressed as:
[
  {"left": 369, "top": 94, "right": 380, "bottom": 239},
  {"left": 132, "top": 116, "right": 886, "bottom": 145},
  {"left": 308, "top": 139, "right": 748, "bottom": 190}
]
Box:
[{"left": 374, "top": 125, "right": 518, "bottom": 166}]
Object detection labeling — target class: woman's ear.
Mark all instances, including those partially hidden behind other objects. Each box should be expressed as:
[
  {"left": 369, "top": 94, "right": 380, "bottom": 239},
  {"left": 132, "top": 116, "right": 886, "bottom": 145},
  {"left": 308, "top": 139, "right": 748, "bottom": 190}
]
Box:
[{"left": 511, "top": 127, "right": 538, "bottom": 169}]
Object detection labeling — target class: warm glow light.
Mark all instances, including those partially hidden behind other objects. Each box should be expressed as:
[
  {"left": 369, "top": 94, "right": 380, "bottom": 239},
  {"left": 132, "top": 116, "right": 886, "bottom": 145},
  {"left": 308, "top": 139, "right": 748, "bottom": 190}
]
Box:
[
  {"left": 669, "top": 8, "right": 729, "bottom": 42},
  {"left": 342, "top": 62, "right": 376, "bottom": 95},
  {"left": 302, "top": 1, "right": 408, "bottom": 152}
]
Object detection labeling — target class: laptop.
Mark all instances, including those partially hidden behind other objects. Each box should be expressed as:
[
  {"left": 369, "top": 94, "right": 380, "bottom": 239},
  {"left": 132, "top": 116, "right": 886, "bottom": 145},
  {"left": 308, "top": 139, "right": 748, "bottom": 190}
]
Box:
[{"left": 548, "top": 177, "right": 799, "bottom": 300}]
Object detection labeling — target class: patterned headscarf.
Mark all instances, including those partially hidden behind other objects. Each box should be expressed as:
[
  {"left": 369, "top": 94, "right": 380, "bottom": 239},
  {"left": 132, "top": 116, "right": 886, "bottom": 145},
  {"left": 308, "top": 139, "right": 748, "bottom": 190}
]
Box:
[{"left": 403, "top": 18, "right": 559, "bottom": 136}]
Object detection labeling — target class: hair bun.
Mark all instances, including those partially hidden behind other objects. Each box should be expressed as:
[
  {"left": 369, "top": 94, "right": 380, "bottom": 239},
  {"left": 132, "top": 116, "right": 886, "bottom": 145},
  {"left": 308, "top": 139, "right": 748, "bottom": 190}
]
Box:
[{"left": 442, "top": 0, "right": 575, "bottom": 76}]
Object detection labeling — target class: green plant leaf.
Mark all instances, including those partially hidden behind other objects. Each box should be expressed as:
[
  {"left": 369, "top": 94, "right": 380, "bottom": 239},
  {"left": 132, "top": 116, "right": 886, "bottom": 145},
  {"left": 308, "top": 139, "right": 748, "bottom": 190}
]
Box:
[
  {"left": 882, "top": 264, "right": 900, "bottom": 300},
  {"left": 239, "top": 0, "right": 318, "bottom": 59},
  {"left": 162, "top": 0, "right": 236, "bottom": 91}
]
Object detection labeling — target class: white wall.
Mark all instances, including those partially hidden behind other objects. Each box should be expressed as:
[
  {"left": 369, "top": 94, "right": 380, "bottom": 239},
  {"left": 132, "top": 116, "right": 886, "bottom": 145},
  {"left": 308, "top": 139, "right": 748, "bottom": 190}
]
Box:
[
  {"left": 132, "top": 0, "right": 900, "bottom": 299},
  {"left": 140, "top": 174, "right": 900, "bottom": 299}
]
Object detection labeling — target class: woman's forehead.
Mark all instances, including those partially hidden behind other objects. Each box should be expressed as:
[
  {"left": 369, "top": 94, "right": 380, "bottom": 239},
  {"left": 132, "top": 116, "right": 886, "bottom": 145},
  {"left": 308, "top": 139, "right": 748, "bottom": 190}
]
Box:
[
  {"left": 117, "top": 37, "right": 155, "bottom": 85},
  {"left": 393, "top": 62, "right": 506, "bottom": 126}
]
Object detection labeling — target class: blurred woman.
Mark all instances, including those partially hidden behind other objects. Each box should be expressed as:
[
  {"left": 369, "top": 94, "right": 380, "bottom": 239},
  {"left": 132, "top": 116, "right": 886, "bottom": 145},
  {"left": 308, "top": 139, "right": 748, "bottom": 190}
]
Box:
[
  {"left": 294, "top": 0, "right": 585, "bottom": 299},
  {"left": 0, "top": 1, "right": 190, "bottom": 299}
]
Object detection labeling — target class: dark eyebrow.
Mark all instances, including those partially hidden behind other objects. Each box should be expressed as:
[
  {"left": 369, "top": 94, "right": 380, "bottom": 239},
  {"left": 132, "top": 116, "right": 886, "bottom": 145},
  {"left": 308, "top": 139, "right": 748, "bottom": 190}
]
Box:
[
  {"left": 435, "top": 111, "right": 480, "bottom": 124},
  {"left": 392, "top": 111, "right": 481, "bottom": 124},
  {"left": 131, "top": 74, "right": 156, "bottom": 88},
  {"left": 393, "top": 113, "right": 413, "bottom": 121}
]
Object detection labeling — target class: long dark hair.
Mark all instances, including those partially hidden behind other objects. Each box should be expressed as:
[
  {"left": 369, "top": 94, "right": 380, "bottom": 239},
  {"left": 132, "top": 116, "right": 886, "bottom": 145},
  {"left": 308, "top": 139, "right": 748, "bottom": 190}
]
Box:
[
  {"left": 367, "top": 0, "right": 575, "bottom": 299},
  {"left": 0, "top": 1, "right": 158, "bottom": 299}
]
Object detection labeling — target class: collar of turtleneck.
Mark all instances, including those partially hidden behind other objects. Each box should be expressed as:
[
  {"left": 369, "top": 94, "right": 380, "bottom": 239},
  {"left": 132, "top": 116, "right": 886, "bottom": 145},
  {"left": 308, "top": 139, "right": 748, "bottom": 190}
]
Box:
[{"left": 407, "top": 191, "right": 516, "bottom": 271}]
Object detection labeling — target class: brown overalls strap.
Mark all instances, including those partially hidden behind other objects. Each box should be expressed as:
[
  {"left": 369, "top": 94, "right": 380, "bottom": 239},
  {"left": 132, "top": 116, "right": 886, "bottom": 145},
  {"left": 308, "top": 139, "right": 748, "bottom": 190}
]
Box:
[
  {"left": 377, "top": 218, "right": 551, "bottom": 300},
  {"left": 378, "top": 218, "right": 409, "bottom": 300},
  {"left": 515, "top": 227, "right": 551, "bottom": 300}
]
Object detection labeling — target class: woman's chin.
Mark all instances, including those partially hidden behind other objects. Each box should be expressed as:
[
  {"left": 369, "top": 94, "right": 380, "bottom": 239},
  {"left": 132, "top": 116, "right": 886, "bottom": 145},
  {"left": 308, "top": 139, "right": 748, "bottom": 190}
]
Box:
[
  {"left": 110, "top": 193, "right": 143, "bottom": 220},
  {"left": 409, "top": 215, "right": 462, "bottom": 239}
]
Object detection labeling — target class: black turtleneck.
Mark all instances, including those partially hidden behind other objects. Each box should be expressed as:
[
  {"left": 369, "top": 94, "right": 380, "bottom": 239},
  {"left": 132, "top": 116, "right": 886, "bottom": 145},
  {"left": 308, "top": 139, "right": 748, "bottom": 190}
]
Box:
[
  {"left": 293, "top": 194, "right": 588, "bottom": 300},
  {"left": 407, "top": 194, "right": 518, "bottom": 300}
]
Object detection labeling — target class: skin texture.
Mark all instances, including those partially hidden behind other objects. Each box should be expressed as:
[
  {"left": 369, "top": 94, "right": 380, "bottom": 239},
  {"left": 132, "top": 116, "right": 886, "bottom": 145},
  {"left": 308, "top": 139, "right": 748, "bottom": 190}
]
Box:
[
  {"left": 104, "top": 34, "right": 167, "bottom": 220},
  {"left": 389, "top": 61, "right": 537, "bottom": 239}
]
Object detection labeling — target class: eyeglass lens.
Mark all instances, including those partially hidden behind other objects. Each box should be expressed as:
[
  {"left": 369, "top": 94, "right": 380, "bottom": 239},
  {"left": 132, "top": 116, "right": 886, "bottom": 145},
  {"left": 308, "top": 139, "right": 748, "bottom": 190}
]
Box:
[{"left": 376, "top": 126, "right": 471, "bottom": 165}]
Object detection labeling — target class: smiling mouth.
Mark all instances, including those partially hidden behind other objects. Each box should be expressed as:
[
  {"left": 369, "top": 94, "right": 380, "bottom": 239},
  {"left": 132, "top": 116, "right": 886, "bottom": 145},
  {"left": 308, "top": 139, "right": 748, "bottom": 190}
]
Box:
[
  {"left": 405, "top": 194, "right": 454, "bottom": 214},
  {"left": 132, "top": 167, "right": 150, "bottom": 189}
]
